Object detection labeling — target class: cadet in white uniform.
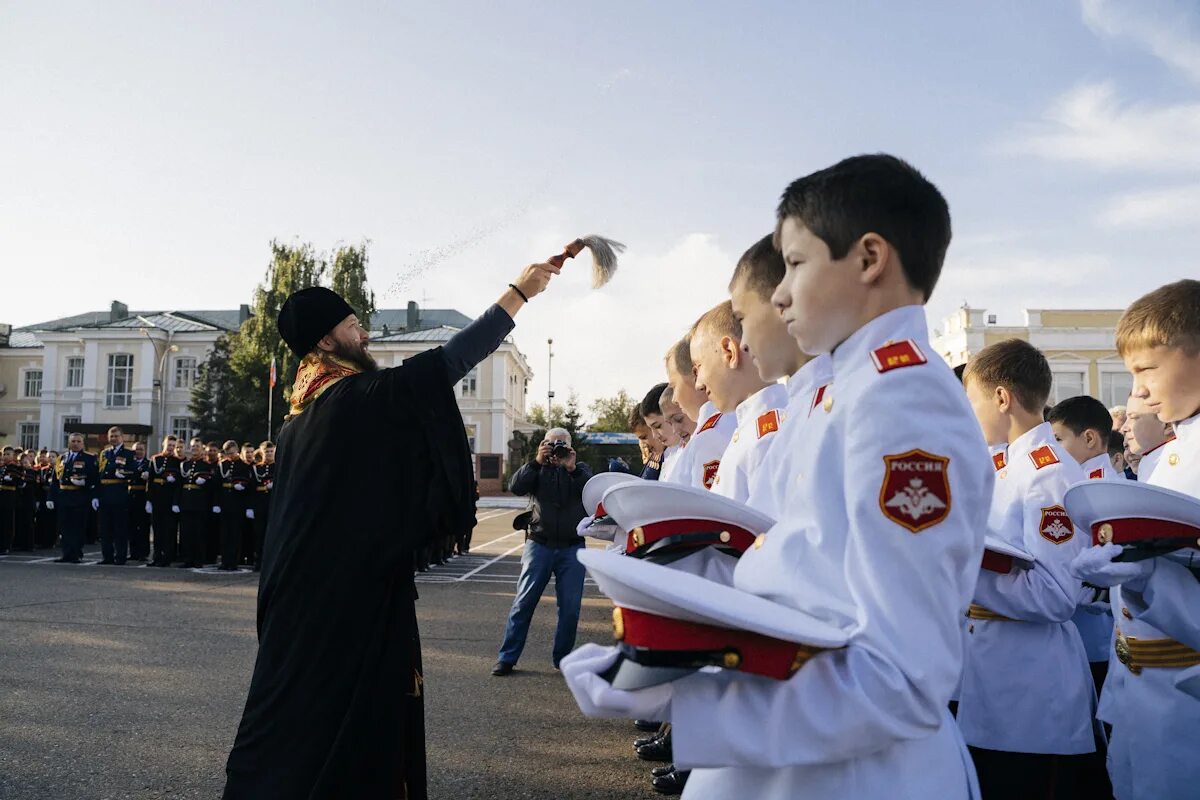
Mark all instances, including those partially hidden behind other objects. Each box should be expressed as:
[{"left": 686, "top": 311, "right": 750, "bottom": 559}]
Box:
[
  {"left": 959, "top": 341, "right": 1095, "bottom": 797},
  {"left": 679, "top": 402, "right": 734, "bottom": 491},
  {"left": 1070, "top": 279, "right": 1200, "bottom": 800},
  {"left": 711, "top": 383, "right": 787, "bottom": 502},
  {"left": 564, "top": 155, "right": 990, "bottom": 799}
]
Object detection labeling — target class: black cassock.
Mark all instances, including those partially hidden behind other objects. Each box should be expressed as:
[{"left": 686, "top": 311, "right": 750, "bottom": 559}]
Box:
[{"left": 224, "top": 306, "right": 514, "bottom": 800}]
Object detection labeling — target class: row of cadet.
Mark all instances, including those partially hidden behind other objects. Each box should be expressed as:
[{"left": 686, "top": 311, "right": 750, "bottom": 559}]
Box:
[
  {"left": 555, "top": 154, "right": 1200, "bottom": 800},
  {"left": 0, "top": 430, "right": 275, "bottom": 571}
]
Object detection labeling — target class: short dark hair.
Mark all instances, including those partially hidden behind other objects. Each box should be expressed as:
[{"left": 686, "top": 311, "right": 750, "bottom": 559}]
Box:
[
  {"left": 627, "top": 404, "right": 648, "bottom": 432},
  {"left": 640, "top": 383, "right": 668, "bottom": 418},
  {"left": 729, "top": 234, "right": 785, "bottom": 300},
  {"left": 775, "top": 154, "right": 951, "bottom": 300},
  {"left": 1107, "top": 430, "right": 1125, "bottom": 458},
  {"left": 1047, "top": 395, "right": 1113, "bottom": 439},
  {"left": 963, "top": 339, "right": 1052, "bottom": 414}
]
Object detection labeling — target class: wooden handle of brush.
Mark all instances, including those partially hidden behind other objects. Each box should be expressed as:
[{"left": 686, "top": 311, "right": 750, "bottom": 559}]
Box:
[{"left": 547, "top": 238, "right": 586, "bottom": 269}]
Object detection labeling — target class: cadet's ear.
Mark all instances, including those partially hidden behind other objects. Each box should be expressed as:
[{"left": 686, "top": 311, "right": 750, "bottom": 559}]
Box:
[
  {"left": 993, "top": 384, "right": 1012, "bottom": 413},
  {"left": 856, "top": 233, "right": 891, "bottom": 286},
  {"left": 720, "top": 336, "right": 741, "bottom": 368}
]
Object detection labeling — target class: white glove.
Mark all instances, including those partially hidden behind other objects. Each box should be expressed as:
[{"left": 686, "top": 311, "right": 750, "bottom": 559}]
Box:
[
  {"left": 1070, "top": 543, "right": 1155, "bottom": 591},
  {"left": 171, "top": 505, "right": 180, "bottom": 514},
  {"left": 213, "top": 506, "right": 221, "bottom": 514},
  {"left": 560, "top": 643, "right": 673, "bottom": 720},
  {"left": 45, "top": 500, "right": 54, "bottom": 510},
  {"left": 140, "top": 471, "right": 149, "bottom": 481},
  {"left": 245, "top": 508, "right": 255, "bottom": 520},
  {"left": 70, "top": 477, "right": 85, "bottom": 487},
  {"left": 234, "top": 483, "right": 245, "bottom": 492},
  {"left": 166, "top": 474, "right": 176, "bottom": 483},
  {"left": 145, "top": 501, "right": 153, "bottom": 514},
  {"left": 91, "top": 498, "right": 100, "bottom": 511},
  {"left": 195, "top": 476, "right": 206, "bottom": 486}
]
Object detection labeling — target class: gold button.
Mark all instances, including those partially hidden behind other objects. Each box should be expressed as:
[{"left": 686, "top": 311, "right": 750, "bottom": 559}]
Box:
[
  {"left": 753, "top": 533, "right": 767, "bottom": 550},
  {"left": 1098, "top": 523, "right": 1114, "bottom": 544},
  {"left": 1122, "top": 607, "right": 1132, "bottom": 620},
  {"left": 998, "top": 469, "right": 1008, "bottom": 479},
  {"left": 612, "top": 607, "right": 625, "bottom": 641},
  {"left": 719, "top": 531, "right": 731, "bottom": 543},
  {"left": 631, "top": 527, "right": 645, "bottom": 548},
  {"left": 823, "top": 396, "right": 833, "bottom": 413},
  {"left": 722, "top": 650, "right": 741, "bottom": 669},
  {"left": 1169, "top": 454, "right": 1180, "bottom": 466},
  {"left": 732, "top": 432, "right": 740, "bottom": 444}
]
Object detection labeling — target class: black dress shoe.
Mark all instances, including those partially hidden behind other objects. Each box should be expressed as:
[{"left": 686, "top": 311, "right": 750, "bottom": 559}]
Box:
[
  {"left": 634, "top": 731, "right": 664, "bottom": 748},
  {"left": 636, "top": 736, "right": 673, "bottom": 762},
  {"left": 635, "top": 719, "right": 662, "bottom": 732},
  {"left": 491, "top": 660, "right": 515, "bottom": 676},
  {"left": 652, "top": 768, "right": 689, "bottom": 795},
  {"left": 651, "top": 765, "right": 675, "bottom": 778},
  {"left": 99, "top": 559, "right": 115, "bottom": 565}
]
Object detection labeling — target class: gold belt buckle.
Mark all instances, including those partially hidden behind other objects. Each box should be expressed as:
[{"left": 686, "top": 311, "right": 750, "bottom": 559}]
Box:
[{"left": 1115, "top": 632, "right": 1141, "bottom": 675}]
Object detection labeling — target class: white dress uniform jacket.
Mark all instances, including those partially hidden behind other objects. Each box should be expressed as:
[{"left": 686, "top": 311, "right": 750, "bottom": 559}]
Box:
[
  {"left": 710, "top": 383, "right": 788, "bottom": 503},
  {"left": 1103, "top": 411, "right": 1200, "bottom": 800},
  {"left": 680, "top": 401, "right": 736, "bottom": 491},
  {"left": 659, "top": 444, "right": 683, "bottom": 483},
  {"left": 1135, "top": 437, "right": 1172, "bottom": 483},
  {"left": 958, "top": 423, "right": 1095, "bottom": 754},
  {"left": 1074, "top": 456, "right": 1119, "bottom": 663},
  {"left": 668, "top": 306, "right": 992, "bottom": 799},
  {"left": 745, "top": 356, "right": 832, "bottom": 520}
]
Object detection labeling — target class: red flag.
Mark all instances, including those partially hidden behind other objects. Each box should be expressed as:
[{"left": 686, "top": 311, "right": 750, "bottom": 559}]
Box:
[{"left": 269, "top": 356, "right": 277, "bottom": 388}]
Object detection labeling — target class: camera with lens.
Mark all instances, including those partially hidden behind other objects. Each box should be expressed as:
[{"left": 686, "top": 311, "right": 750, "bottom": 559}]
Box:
[{"left": 551, "top": 442, "right": 572, "bottom": 460}]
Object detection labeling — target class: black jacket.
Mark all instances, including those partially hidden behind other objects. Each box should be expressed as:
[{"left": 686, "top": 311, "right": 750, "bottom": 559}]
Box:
[{"left": 509, "top": 460, "right": 593, "bottom": 547}]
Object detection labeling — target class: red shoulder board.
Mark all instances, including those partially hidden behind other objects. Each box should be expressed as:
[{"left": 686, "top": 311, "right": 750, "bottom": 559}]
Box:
[
  {"left": 697, "top": 414, "right": 722, "bottom": 434},
  {"left": 1089, "top": 468, "right": 1103, "bottom": 480},
  {"left": 1028, "top": 445, "right": 1059, "bottom": 470},
  {"left": 810, "top": 384, "right": 829, "bottom": 416},
  {"left": 702, "top": 460, "right": 720, "bottom": 490},
  {"left": 871, "top": 340, "right": 927, "bottom": 373},
  {"left": 1039, "top": 505, "right": 1074, "bottom": 544},
  {"left": 992, "top": 451, "right": 1007, "bottom": 471},
  {"left": 756, "top": 410, "right": 781, "bottom": 439}
]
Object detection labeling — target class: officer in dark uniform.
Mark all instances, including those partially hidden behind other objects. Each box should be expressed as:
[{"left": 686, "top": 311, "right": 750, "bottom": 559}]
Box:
[
  {"left": 49, "top": 433, "right": 98, "bottom": 563},
  {"left": 0, "top": 446, "right": 24, "bottom": 554},
  {"left": 35, "top": 450, "right": 59, "bottom": 549},
  {"left": 96, "top": 426, "right": 137, "bottom": 564},
  {"left": 127, "top": 441, "right": 152, "bottom": 561},
  {"left": 205, "top": 441, "right": 222, "bottom": 563},
  {"left": 250, "top": 441, "right": 275, "bottom": 572},
  {"left": 148, "top": 435, "right": 182, "bottom": 567},
  {"left": 178, "top": 443, "right": 216, "bottom": 568},
  {"left": 15, "top": 450, "right": 37, "bottom": 551},
  {"left": 218, "top": 440, "right": 252, "bottom": 571}
]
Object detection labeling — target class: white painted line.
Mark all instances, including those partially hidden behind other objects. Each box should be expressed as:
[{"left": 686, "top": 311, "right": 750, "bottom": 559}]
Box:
[
  {"left": 456, "top": 540, "right": 528, "bottom": 582},
  {"left": 28, "top": 557, "right": 58, "bottom": 564}
]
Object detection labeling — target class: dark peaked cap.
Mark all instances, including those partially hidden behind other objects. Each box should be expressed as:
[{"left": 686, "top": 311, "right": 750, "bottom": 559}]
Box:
[{"left": 277, "top": 286, "right": 357, "bottom": 358}]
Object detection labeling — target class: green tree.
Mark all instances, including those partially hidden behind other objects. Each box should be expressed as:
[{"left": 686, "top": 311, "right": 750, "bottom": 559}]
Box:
[
  {"left": 588, "top": 389, "right": 637, "bottom": 432},
  {"left": 526, "top": 402, "right": 565, "bottom": 429},
  {"left": 189, "top": 334, "right": 234, "bottom": 441},
  {"left": 330, "top": 241, "right": 376, "bottom": 331}
]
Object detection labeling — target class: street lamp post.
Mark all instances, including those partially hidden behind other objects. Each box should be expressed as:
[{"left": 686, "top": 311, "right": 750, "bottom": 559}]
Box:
[
  {"left": 547, "top": 338, "right": 554, "bottom": 426},
  {"left": 138, "top": 319, "right": 177, "bottom": 446}
]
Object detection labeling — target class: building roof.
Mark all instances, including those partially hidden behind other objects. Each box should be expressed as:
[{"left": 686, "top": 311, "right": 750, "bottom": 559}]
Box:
[
  {"left": 3, "top": 331, "right": 43, "bottom": 349},
  {"left": 371, "top": 308, "right": 472, "bottom": 333},
  {"left": 100, "top": 313, "right": 226, "bottom": 333},
  {"left": 372, "top": 324, "right": 516, "bottom": 345}
]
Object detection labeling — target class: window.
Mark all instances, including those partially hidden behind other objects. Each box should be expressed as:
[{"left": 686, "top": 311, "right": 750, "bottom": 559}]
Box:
[
  {"left": 1100, "top": 371, "right": 1133, "bottom": 409},
  {"left": 61, "top": 416, "right": 81, "bottom": 449},
  {"left": 18, "top": 422, "right": 39, "bottom": 450},
  {"left": 170, "top": 416, "right": 193, "bottom": 442},
  {"left": 1049, "top": 371, "right": 1085, "bottom": 405},
  {"left": 464, "top": 423, "right": 477, "bottom": 452},
  {"left": 106, "top": 353, "right": 134, "bottom": 407},
  {"left": 22, "top": 369, "right": 42, "bottom": 398},
  {"left": 174, "top": 357, "right": 198, "bottom": 389},
  {"left": 460, "top": 367, "right": 478, "bottom": 398},
  {"left": 66, "top": 357, "right": 84, "bottom": 388}
]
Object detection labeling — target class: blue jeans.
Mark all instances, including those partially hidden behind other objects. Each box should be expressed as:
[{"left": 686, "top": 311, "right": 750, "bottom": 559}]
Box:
[{"left": 497, "top": 540, "right": 585, "bottom": 667}]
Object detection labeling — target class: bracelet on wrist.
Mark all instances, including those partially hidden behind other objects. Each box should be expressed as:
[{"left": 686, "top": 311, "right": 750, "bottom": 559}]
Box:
[{"left": 508, "top": 283, "right": 529, "bottom": 303}]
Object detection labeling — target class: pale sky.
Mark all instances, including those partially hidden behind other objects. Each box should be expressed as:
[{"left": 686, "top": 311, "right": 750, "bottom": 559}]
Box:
[{"left": 2, "top": 0, "right": 1198, "bottom": 412}]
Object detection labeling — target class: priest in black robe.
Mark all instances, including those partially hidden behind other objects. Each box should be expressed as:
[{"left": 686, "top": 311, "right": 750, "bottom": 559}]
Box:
[{"left": 223, "top": 262, "right": 559, "bottom": 800}]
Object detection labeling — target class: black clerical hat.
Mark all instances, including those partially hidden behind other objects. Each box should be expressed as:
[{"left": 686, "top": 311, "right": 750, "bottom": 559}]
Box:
[{"left": 277, "top": 287, "right": 357, "bottom": 358}]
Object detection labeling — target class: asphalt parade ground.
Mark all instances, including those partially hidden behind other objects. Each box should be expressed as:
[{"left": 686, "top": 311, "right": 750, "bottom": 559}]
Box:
[{"left": 0, "top": 509, "right": 652, "bottom": 799}]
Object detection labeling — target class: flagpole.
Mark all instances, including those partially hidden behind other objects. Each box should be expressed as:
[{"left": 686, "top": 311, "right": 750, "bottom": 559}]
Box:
[{"left": 267, "top": 356, "right": 276, "bottom": 440}]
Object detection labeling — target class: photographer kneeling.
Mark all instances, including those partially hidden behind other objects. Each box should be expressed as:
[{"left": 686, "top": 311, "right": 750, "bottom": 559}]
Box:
[{"left": 492, "top": 429, "right": 592, "bottom": 676}]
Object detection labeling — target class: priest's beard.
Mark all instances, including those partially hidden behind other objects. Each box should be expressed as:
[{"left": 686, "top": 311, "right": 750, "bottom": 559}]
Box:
[{"left": 331, "top": 339, "right": 379, "bottom": 373}]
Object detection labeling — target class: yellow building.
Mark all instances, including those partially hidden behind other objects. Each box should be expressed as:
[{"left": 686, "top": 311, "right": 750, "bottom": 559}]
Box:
[{"left": 930, "top": 307, "right": 1132, "bottom": 407}]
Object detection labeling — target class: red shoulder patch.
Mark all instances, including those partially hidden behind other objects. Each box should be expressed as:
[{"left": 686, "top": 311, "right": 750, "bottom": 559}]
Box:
[
  {"left": 1089, "top": 468, "right": 1104, "bottom": 480},
  {"left": 756, "top": 410, "right": 781, "bottom": 439},
  {"left": 879, "top": 449, "right": 951, "bottom": 533},
  {"left": 701, "top": 460, "right": 720, "bottom": 490},
  {"left": 871, "top": 340, "right": 927, "bottom": 374},
  {"left": 992, "top": 451, "right": 1007, "bottom": 471},
  {"left": 697, "top": 414, "right": 722, "bottom": 434},
  {"left": 1039, "top": 505, "right": 1074, "bottom": 544},
  {"left": 1028, "top": 445, "right": 1060, "bottom": 470}
]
